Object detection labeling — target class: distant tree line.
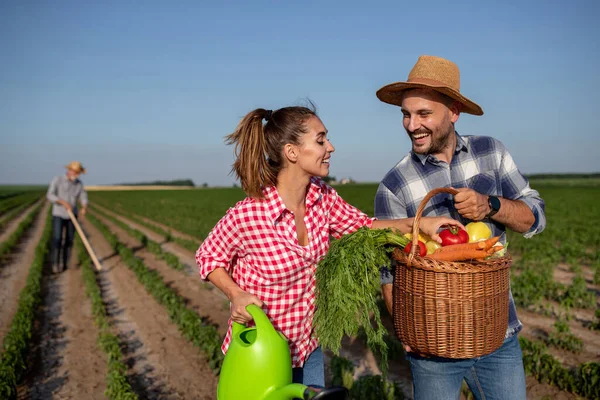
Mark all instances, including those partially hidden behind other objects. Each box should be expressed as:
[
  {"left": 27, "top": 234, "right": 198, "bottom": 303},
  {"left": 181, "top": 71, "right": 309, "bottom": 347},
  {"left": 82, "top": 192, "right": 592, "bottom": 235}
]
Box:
[{"left": 117, "top": 179, "right": 195, "bottom": 187}]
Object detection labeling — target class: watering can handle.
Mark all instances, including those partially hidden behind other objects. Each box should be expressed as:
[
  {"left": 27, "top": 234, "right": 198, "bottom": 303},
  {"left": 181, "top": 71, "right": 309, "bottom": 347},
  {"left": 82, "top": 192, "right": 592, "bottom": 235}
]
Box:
[{"left": 231, "top": 304, "right": 277, "bottom": 336}]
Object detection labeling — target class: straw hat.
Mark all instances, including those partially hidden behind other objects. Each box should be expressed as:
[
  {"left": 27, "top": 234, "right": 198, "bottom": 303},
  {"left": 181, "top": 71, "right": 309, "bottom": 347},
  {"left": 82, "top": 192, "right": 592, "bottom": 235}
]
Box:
[
  {"left": 64, "top": 161, "right": 86, "bottom": 174},
  {"left": 376, "top": 55, "right": 483, "bottom": 116}
]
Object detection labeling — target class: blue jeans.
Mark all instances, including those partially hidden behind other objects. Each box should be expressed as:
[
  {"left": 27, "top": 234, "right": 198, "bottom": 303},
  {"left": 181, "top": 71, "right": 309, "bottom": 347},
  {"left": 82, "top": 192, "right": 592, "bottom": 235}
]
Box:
[
  {"left": 407, "top": 334, "right": 526, "bottom": 400},
  {"left": 292, "top": 346, "right": 325, "bottom": 389},
  {"left": 52, "top": 216, "right": 75, "bottom": 268}
]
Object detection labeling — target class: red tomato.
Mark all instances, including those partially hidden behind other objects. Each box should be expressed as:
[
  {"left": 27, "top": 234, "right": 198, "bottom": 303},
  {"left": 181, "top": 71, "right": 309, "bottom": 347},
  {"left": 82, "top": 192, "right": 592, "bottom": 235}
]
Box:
[
  {"left": 439, "top": 226, "right": 469, "bottom": 246},
  {"left": 403, "top": 240, "right": 427, "bottom": 257}
]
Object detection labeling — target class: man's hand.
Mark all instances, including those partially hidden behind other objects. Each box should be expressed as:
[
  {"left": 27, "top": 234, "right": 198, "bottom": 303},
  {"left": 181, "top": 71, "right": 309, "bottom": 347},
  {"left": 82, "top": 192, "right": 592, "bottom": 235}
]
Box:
[
  {"left": 453, "top": 188, "right": 490, "bottom": 221},
  {"left": 80, "top": 207, "right": 87, "bottom": 218}
]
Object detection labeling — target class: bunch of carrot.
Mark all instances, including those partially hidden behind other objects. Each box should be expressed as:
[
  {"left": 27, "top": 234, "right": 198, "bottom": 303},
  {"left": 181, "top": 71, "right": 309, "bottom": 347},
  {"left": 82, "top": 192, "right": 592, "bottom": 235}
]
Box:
[{"left": 426, "top": 236, "right": 501, "bottom": 262}]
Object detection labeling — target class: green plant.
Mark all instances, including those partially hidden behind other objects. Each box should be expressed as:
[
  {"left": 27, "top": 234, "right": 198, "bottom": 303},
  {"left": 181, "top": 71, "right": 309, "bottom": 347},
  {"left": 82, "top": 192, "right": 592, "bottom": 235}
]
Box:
[
  {"left": 87, "top": 214, "right": 224, "bottom": 372},
  {"left": 314, "top": 227, "right": 409, "bottom": 375},
  {"left": 76, "top": 239, "right": 138, "bottom": 399},
  {"left": 329, "top": 355, "right": 404, "bottom": 400},
  {"left": 545, "top": 319, "right": 583, "bottom": 353},
  {"left": 0, "top": 208, "right": 51, "bottom": 399},
  {"left": 0, "top": 202, "right": 43, "bottom": 259}
]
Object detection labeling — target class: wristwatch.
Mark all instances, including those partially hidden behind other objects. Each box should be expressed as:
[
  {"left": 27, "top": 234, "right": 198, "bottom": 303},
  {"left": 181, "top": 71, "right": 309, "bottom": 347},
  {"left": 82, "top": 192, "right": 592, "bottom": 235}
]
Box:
[{"left": 486, "top": 195, "right": 501, "bottom": 218}]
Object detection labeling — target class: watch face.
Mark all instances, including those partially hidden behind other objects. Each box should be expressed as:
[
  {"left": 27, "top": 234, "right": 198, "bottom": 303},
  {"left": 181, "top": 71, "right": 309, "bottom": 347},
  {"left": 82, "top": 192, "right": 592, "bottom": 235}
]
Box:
[{"left": 489, "top": 196, "right": 501, "bottom": 211}]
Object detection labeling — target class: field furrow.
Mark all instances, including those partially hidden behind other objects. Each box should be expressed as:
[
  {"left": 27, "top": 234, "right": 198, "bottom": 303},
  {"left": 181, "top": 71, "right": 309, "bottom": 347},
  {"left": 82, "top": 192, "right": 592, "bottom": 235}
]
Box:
[
  {"left": 92, "top": 203, "right": 203, "bottom": 277},
  {"left": 16, "top": 251, "right": 107, "bottom": 399},
  {"left": 91, "top": 210, "right": 230, "bottom": 335},
  {"left": 0, "top": 201, "right": 49, "bottom": 344},
  {"left": 79, "top": 217, "right": 218, "bottom": 399}
]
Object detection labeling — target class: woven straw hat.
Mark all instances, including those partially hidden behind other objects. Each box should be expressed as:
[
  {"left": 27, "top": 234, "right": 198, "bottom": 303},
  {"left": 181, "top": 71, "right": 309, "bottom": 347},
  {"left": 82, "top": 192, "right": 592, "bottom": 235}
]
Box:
[
  {"left": 64, "top": 161, "right": 86, "bottom": 174},
  {"left": 376, "top": 55, "right": 483, "bottom": 116}
]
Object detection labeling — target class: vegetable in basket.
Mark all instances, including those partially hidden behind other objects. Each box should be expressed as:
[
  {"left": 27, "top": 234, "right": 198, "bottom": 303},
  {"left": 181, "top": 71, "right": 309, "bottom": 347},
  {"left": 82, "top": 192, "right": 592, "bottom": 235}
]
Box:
[
  {"left": 465, "top": 221, "right": 492, "bottom": 242},
  {"left": 439, "top": 225, "right": 469, "bottom": 246},
  {"left": 403, "top": 240, "right": 427, "bottom": 257}
]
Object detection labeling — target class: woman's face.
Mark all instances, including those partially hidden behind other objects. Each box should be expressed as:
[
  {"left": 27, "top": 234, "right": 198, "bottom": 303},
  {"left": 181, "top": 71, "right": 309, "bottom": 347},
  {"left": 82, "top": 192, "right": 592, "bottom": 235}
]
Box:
[{"left": 295, "top": 116, "right": 335, "bottom": 178}]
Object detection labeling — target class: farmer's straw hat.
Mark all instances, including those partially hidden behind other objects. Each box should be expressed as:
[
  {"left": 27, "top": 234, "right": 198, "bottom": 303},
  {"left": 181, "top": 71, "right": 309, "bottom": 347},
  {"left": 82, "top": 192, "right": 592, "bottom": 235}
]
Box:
[
  {"left": 65, "top": 161, "right": 86, "bottom": 174},
  {"left": 376, "top": 55, "right": 484, "bottom": 116}
]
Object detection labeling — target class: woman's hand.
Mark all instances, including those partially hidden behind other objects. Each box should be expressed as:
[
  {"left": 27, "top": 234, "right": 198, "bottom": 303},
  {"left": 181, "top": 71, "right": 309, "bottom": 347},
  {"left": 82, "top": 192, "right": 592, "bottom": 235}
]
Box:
[
  {"left": 419, "top": 217, "right": 465, "bottom": 243},
  {"left": 229, "top": 289, "right": 264, "bottom": 325}
]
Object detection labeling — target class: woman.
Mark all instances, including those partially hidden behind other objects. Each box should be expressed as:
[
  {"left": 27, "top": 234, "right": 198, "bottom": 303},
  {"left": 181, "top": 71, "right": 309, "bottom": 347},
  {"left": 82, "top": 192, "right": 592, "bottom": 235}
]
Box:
[{"left": 196, "top": 104, "right": 462, "bottom": 388}]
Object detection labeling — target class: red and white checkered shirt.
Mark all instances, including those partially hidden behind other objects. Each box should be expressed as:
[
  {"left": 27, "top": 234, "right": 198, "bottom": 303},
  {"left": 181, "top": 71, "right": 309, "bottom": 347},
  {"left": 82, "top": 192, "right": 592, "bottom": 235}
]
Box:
[{"left": 196, "top": 177, "right": 374, "bottom": 367}]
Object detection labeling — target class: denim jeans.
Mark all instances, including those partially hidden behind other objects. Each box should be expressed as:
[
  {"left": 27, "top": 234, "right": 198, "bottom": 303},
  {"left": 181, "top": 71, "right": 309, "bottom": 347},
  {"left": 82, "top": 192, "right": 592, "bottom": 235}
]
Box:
[
  {"left": 407, "top": 334, "right": 526, "bottom": 400},
  {"left": 292, "top": 346, "right": 325, "bottom": 389},
  {"left": 51, "top": 216, "right": 75, "bottom": 268}
]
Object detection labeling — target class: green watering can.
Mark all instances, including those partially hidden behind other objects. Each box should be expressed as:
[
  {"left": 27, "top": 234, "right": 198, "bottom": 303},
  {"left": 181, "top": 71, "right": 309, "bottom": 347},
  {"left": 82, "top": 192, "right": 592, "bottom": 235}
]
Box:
[{"left": 217, "top": 305, "right": 348, "bottom": 400}]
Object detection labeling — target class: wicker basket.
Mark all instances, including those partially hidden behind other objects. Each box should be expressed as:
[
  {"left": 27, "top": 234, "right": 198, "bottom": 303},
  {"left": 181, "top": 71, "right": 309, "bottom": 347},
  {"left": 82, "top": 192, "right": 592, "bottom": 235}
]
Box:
[{"left": 392, "top": 187, "right": 512, "bottom": 359}]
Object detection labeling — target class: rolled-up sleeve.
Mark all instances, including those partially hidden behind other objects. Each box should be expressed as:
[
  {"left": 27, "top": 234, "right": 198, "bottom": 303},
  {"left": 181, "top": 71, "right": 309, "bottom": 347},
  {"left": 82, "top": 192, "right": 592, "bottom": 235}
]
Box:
[
  {"left": 195, "top": 208, "right": 241, "bottom": 280},
  {"left": 500, "top": 148, "right": 546, "bottom": 238},
  {"left": 326, "top": 188, "right": 374, "bottom": 239},
  {"left": 47, "top": 177, "right": 59, "bottom": 203}
]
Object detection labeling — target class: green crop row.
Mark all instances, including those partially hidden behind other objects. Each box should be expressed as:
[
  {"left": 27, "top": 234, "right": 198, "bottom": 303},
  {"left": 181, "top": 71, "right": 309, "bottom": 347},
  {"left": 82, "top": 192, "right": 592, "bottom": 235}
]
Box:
[
  {"left": 90, "top": 205, "right": 184, "bottom": 271},
  {"left": 520, "top": 336, "right": 599, "bottom": 399},
  {"left": 0, "top": 202, "right": 43, "bottom": 259},
  {"left": 89, "top": 188, "right": 247, "bottom": 239},
  {"left": 545, "top": 319, "right": 584, "bottom": 353},
  {"left": 511, "top": 265, "right": 595, "bottom": 311},
  {"left": 87, "top": 214, "right": 224, "bottom": 372},
  {"left": 92, "top": 200, "right": 201, "bottom": 253},
  {"left": 329, "top": 355, "right": 405, "bottom": 400},
  {"left": 0, "top": 208, "right": 51, "bottom": 399},
  {"left": 0, "top": 196, "right": 42, "bottom": 231},
  {"left": 0, "top": 192, "right": 43, "bottom": 216},
  {"left": 75, "top": 239, "right": 138, "bottom": 399}
]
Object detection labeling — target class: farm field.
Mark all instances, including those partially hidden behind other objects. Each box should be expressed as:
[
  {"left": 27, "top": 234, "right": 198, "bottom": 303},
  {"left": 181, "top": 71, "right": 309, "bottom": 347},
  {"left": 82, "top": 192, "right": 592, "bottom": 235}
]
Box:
[{"left": 0, "top": 181, "right": 598, "bottom": 399}]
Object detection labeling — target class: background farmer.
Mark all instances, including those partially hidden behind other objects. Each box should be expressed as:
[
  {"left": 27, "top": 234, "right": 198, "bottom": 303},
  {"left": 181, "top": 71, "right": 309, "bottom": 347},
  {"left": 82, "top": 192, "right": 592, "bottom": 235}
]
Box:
[
  {"left": 375, "top": 55, "right": 546, "bottom": 399},
  {"left": 46, "top": 161, "right": 89, "bottom": 273}
]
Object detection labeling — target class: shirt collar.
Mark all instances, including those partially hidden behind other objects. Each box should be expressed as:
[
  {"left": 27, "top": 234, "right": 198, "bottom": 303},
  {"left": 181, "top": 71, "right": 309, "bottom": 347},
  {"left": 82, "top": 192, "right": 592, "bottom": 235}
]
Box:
[
  {"left": 263, "top": 177, "right": 323, "bottom": 224},
  {"left": 411, "top": 131, "right": 468, "bottom": 165},
  {"left": 62, "top": 174, "right": 80, "bottom": 184}
]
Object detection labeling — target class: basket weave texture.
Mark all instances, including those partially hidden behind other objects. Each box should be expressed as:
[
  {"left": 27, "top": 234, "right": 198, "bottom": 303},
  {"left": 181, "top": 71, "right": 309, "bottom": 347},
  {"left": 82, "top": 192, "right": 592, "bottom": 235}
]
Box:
[{"left": 392, "top": 188, "right": 512, "bottom": 359}]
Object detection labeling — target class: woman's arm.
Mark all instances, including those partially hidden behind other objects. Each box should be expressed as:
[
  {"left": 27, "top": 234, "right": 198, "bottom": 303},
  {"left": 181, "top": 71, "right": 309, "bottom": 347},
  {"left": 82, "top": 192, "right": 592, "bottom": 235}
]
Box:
[
  {"left": 371, "top": 216, "right": 465, "bottom": 243},
  {"left": 206, "top": 268, "right": 263, "bottom": 325}
]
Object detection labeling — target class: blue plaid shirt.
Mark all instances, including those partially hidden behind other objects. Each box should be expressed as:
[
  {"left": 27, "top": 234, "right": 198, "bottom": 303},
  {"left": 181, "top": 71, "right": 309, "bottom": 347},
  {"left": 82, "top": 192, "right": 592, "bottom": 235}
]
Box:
[{"left": 375, "top": 133, "right": 546, "bottom": 339}]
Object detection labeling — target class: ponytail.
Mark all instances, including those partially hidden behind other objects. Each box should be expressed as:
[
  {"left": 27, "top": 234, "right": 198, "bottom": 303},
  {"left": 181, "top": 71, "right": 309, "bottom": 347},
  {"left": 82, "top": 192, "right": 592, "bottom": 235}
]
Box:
[
  {"left": 225, "top": 109, "right": 275, "bottom": 199},
  {"left": 225, "top": 103, "right": 318, "bottom": 199}
]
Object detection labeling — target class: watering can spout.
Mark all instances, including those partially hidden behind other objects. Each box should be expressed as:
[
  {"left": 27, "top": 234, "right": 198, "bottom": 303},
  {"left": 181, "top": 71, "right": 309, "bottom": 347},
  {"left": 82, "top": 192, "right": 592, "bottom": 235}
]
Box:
[{"left": 263, "top": 384, "right": 312, "bottom": 400}]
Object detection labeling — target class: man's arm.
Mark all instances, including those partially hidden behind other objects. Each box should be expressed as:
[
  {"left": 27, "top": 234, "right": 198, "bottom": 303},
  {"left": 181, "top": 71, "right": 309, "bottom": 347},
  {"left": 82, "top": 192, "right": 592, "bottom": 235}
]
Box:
[
  {"left": 454, "top": 141, "right": 546, "bottom": 236},
  {"left": 453, "top": 189, "right": 535, "bottom": 233}
]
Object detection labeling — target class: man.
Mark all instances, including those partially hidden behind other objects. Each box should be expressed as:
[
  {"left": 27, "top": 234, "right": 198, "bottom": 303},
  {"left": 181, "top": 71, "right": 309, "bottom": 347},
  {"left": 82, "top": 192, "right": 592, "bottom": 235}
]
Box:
[
  {"left": 374, "top": 55, "right": 546, "bottom": 399},
  {"left": 46, "top": 161, "right": 89, "bottom": 273}
]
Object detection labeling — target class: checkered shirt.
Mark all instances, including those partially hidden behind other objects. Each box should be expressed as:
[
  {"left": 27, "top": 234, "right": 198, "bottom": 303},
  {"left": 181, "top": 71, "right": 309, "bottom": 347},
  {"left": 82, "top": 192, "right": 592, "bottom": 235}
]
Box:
[
  {"left": 375, "top": 133, "right": 546, "bottom": 338},
  {"left": 196, "top": 177, "right": 374, "bottom": 367}
]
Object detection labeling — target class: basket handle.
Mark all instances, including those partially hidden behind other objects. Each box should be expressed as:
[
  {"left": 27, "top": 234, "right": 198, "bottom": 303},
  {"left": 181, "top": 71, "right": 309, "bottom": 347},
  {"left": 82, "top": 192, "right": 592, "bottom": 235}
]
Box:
[{"left": 407, "top": 187, "right": 459, "bottom": 265}]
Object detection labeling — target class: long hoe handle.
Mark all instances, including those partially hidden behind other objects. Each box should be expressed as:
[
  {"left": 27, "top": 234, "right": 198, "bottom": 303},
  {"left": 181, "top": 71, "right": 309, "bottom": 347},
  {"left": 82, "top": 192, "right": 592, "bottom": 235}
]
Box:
[{"left": 67, "top": 208, "right": 102, "bottom": 271}]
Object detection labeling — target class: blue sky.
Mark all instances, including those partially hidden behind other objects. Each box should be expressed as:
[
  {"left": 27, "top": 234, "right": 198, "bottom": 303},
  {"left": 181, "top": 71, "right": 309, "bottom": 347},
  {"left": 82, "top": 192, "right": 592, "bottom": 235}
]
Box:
[{"left": 1, "top": 0, "right": 599, "bottom": 186}]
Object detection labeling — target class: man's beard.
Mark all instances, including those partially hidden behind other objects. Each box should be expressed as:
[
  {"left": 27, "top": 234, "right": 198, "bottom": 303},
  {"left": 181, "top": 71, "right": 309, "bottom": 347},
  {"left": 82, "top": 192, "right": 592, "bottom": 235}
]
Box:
[{"left": 410, "top": 123, "right": 453, "bottom": 155}]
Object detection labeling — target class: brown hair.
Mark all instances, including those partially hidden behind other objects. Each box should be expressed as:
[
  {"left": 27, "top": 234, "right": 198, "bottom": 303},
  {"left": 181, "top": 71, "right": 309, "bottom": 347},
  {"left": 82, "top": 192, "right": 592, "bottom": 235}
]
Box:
[{"left": 225, "top": 104, "right": 317, "bottom": 199}]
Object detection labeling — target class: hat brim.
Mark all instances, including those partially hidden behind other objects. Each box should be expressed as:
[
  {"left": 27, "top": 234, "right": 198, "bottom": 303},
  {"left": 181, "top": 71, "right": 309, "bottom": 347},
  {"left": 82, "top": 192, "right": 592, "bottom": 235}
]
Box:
[
  {"left": 376, "top": 82, "right": 484, "bottom": 116},
  {"left": 65, "top": 165, "right": 86, "bottom": 174}
]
